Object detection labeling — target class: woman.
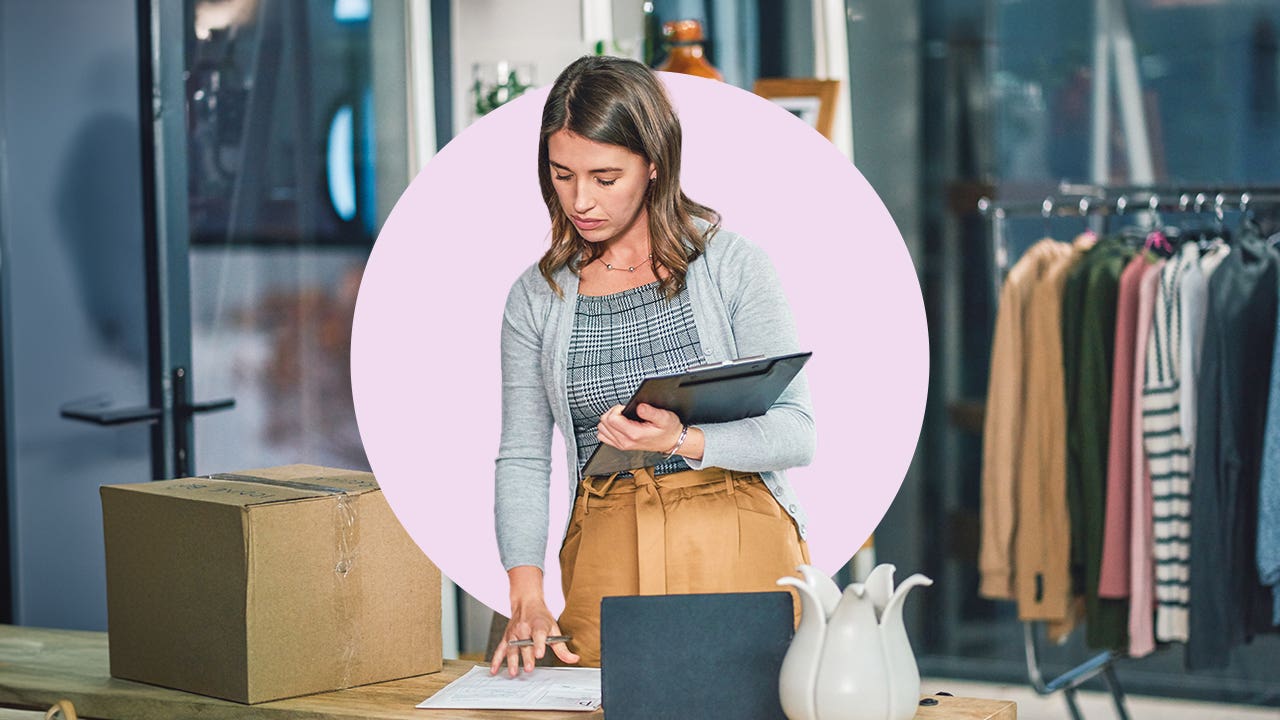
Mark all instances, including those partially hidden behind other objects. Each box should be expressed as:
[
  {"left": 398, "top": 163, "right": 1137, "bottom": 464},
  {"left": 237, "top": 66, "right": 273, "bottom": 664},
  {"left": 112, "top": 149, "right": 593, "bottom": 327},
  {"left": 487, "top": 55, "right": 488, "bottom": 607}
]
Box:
[{"left": 490, "top": 55, "right": 815, "bottom": 676}]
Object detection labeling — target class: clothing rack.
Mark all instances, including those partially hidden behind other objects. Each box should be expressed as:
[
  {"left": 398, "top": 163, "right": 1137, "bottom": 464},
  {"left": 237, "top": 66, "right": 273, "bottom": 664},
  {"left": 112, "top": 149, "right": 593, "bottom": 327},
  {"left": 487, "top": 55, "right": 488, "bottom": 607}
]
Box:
[
  {"left": 978, "top": 183, "right": 1280, "bottom": 299},
  {"left": 971, "top": 181, "right": 1280, "bottom": 720}
]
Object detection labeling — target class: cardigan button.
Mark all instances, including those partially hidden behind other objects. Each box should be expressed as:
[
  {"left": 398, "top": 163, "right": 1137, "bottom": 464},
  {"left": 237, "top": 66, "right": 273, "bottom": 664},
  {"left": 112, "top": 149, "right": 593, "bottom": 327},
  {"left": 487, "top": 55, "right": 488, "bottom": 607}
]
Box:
[
  {"left": 788, "top": 504, "right": 797, "bottom": 513},
  {"left": 771, "top": 486, "right": 782, "bottom": 496}
]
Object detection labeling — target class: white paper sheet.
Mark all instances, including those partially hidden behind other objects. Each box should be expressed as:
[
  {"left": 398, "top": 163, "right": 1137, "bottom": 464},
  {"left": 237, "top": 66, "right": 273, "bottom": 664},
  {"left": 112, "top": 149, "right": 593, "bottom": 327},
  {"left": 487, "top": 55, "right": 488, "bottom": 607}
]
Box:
[{"left": 417, "top": 665, "right": 601, "bottom": 712}]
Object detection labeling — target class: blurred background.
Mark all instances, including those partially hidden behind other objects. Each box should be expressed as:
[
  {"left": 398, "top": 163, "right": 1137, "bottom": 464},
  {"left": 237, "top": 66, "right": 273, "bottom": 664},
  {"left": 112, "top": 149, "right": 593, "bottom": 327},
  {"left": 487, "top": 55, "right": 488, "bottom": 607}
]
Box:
[{"left": 2, "top": 0, "right": 1278, "bottom": 714}]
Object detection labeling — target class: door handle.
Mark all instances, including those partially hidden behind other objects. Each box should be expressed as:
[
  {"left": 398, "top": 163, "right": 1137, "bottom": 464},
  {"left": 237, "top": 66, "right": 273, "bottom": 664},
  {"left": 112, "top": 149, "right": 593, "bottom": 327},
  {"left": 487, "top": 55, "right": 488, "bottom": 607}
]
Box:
[
  {"left": 61, "top": 367, "right": 235, "bottom": 477},
  {"left": 60, "top": 397, "right": 163, "bottom": 426},
  {"left": 60, "top": 394, "right": 235, "bottom": 425},
  {"left": 169, "top": 367, "right": 236, "bottom": 420},
  {"left": 186, "top": 398, "right": 236, "bottom": 415}
]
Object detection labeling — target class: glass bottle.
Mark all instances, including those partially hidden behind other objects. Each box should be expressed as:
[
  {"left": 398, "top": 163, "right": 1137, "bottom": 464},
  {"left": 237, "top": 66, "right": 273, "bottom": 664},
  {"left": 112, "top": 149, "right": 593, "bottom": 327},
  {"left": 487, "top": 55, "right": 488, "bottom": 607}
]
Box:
[{"left": 655, "top": 19, "right": 723, "bottom": 81}]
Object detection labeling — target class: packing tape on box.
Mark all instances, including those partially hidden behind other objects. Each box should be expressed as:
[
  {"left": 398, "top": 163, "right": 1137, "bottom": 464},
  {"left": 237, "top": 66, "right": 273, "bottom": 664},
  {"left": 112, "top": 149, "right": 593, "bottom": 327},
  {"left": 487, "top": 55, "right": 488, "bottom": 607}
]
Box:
[
  {"left": 208, "top": 472, "right": 364, "bottom": 688},
  {"left": 208, "top": 473, "right": 361, "bottom": 496}
]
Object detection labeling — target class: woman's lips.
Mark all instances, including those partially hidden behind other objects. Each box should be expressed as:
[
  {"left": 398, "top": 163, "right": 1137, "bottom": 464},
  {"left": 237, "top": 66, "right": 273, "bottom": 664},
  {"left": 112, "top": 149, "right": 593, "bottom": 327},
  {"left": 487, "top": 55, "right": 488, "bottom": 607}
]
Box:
[{"left": 572, "top": 216, "right": 605, "bottom": 231}]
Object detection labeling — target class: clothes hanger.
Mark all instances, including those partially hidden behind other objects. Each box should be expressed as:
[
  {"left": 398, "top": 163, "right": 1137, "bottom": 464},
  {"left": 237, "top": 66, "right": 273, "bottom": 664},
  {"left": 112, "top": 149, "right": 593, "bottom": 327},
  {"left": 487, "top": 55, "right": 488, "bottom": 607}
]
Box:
[
  {"left": 1077, "top": 196, "right": 1102, "bottom": 238},
  {"left": 1176, "top": 193, "right": 1200, "bottom": 245},
  {"left": 1168, "top": 193, "right": 1205, "bottom": 252},
  {"left": 1187, "top": 192, "right": 1224, "bottom": 250},
  {"left": 1237, "top": 192, "right": 1265, "bottom": 241},
  {"left": 1113, "top": 194, "right": 1161, "bottom": 251},
  {"left": 1212, "top": 193, "right": 1233, "bottom": 245},
  {"left": 1114, "top": 194, "right": 1142, "bottom": 243},
  {"left": 1256, "top": 191, "right": 1280, "bottom": 247},
  {"left": 1142, "top": 194, "right": 1175, "bottom": 255}
]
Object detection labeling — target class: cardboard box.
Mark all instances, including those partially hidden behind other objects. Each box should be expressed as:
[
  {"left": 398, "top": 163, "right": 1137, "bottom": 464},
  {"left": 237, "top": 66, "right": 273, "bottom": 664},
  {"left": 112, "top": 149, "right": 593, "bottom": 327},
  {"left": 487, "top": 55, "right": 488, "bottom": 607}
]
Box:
[{"left": 101, "top": 464, "right": 442, "bottom": 704}]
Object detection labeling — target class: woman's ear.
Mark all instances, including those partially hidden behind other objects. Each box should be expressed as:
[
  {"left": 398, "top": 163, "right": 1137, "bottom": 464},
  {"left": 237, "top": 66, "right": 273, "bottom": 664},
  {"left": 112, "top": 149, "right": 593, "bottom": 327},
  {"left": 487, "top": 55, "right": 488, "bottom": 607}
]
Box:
[{"left": 648, "top": 162, "right": 657, "bottom": 182}]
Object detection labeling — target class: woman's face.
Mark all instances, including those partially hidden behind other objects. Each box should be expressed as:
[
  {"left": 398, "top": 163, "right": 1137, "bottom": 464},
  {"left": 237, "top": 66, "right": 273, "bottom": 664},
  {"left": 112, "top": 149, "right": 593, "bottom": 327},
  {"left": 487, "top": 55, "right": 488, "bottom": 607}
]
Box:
[{"left": 547, "top": 129, "right": 656, "bottom": 246}]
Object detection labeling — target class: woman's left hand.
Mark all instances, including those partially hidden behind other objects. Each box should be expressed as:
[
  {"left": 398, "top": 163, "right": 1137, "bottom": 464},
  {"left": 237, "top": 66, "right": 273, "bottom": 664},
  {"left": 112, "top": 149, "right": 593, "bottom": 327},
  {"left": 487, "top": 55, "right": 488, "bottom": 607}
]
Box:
[{"left": 596, "top": 403, "right": 682, "bottom": 454}]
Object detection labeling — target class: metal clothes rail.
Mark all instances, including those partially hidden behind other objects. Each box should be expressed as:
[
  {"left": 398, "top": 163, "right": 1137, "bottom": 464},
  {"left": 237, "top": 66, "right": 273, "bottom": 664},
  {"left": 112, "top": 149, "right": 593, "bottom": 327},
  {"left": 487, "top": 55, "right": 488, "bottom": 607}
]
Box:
[
  {"left": 980, "top": 183, "right": 1280, "bottom": 221},
  {"left": 978, "top": 183, "right": 1280, "bottom": 288}
]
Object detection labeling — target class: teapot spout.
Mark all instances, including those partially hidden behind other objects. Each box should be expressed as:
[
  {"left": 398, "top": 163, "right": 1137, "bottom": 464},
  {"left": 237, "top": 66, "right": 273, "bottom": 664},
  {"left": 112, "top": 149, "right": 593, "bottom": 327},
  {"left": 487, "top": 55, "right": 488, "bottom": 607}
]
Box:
[{"left": 883, "top": 573, "right": 933, "bottom": 625}]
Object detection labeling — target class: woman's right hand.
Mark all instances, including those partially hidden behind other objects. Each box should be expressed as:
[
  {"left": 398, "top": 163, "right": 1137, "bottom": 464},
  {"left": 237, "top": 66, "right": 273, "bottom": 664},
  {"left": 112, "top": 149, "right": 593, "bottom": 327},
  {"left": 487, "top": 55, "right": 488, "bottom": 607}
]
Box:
[{"left": 489, "top": 566, "right": 580, "bottom": 676}]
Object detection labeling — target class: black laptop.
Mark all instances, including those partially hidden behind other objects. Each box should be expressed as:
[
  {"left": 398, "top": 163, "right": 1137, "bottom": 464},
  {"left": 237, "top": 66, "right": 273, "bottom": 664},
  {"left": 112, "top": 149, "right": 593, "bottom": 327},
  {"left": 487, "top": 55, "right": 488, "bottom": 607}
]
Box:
[{"left": 600, "top": 591, "right": 795, "bottom": 720}]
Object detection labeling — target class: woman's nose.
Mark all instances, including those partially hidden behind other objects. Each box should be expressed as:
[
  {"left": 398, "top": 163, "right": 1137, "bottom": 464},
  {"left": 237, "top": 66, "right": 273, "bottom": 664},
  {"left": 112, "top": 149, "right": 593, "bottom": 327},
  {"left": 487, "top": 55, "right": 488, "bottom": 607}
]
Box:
[{"left": 572, "top": 181, "right": 596, "bottom": 213}]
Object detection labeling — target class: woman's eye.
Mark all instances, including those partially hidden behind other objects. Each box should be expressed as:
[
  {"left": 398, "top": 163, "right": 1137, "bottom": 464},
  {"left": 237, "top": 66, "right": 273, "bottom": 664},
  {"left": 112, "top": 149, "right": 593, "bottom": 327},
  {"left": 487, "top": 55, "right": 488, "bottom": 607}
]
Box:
[
  {"left": 554, "top": 174, "right": 572, "bottom": 182},
  {"left": 598, "top": 178, "right": 617, "bottom": 187}
]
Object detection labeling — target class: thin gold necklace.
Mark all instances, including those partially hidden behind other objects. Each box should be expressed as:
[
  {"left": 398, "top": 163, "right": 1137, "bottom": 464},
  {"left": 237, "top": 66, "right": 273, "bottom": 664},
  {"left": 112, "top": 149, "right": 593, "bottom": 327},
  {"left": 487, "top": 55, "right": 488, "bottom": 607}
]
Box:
[{"left": 600, "top": 253, "right": 653, "bottom": 272}]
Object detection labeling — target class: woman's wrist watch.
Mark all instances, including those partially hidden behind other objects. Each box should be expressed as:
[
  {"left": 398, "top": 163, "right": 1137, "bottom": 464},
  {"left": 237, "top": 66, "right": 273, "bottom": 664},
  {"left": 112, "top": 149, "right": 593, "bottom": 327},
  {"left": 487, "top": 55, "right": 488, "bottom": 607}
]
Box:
[{"left": 664, "top": 424, "right": 690, "bottom": 460}]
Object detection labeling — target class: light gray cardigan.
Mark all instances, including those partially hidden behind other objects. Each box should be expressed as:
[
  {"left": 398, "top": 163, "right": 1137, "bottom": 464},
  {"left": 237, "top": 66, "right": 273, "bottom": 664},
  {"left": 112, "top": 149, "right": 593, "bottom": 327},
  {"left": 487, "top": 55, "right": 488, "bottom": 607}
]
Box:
[{"left": 494, "top": 221, "right": 815, "bottom": 571}]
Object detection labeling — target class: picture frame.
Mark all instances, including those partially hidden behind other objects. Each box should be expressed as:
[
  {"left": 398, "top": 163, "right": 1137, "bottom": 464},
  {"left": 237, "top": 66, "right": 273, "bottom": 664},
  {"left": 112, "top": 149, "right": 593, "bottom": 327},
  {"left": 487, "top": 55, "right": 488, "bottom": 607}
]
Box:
[{"left": 752, "top": 78, "right": 840, "bottom": 141}]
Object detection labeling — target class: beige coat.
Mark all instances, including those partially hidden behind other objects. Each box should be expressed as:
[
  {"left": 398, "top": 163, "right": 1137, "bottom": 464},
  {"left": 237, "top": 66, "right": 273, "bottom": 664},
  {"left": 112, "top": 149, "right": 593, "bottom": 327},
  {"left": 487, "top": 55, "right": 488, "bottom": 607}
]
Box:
[{"left": 981, "top": 237, "right": 1091, "bottom": 638}]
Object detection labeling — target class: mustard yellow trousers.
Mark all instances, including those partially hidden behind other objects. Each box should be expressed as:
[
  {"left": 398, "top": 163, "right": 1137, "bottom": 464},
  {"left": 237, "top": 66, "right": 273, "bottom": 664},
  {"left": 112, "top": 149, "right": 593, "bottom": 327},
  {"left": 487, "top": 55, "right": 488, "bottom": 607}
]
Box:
[{"left": 557, "top": 465, "right": 809, "bottom": 666}]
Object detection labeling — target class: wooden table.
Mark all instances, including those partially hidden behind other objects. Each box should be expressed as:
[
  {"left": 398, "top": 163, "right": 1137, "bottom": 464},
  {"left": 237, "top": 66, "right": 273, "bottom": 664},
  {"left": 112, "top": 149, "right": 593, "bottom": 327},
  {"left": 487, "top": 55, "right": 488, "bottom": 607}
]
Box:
[{"left": 0, "top": 626, "right": 1014, "bottom": 719}]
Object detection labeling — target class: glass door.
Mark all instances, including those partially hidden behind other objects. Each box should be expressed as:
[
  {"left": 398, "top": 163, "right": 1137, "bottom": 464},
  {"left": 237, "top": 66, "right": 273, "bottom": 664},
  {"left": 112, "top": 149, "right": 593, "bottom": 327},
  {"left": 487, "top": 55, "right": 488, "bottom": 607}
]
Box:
[
  {"left": 183, "top": 0, "right": 396, "bottom": 475},
  {"left": 0, "top": 0, "right": 432, "bottom": 634},
  {"left": 0, "top": 0, "right": 228, "bottom": 629}
]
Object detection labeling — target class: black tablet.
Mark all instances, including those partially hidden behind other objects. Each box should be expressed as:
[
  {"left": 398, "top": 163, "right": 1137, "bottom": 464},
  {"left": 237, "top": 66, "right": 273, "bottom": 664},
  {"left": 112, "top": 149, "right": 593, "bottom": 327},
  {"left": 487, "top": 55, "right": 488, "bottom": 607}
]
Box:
[
  {"left": 600, "top": 591, "right": 794, "bottom": 720},
  {"left": 580, "top": 351, "right": 812, "bottom": 477}
]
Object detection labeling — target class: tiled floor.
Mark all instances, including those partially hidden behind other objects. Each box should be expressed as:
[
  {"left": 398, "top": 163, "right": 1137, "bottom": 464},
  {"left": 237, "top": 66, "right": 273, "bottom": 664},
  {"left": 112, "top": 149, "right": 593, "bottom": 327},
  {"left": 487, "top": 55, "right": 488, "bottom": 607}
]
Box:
[{"left": 922, "top": 678, "right": 1280, "bottom": 719}]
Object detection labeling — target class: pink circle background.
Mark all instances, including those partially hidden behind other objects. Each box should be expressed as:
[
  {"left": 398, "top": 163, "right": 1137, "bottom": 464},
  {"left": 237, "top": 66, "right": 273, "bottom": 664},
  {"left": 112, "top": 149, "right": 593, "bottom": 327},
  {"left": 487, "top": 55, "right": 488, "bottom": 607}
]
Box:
[{"left": 351, "top": 72, "right": 928, "bottom": 617}]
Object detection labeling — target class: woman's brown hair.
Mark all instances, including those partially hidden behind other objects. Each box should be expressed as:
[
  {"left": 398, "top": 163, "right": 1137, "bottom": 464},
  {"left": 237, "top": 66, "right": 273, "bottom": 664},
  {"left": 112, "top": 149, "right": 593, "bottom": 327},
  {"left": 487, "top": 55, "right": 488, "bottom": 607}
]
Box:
[{"left": 536, "top": 55, "right": 720, "bottom": 298}]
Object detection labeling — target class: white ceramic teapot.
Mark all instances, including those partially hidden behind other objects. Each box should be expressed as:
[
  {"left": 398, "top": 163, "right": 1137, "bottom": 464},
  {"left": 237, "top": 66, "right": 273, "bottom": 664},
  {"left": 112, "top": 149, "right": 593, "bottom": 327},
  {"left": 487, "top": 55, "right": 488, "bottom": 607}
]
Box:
[{"left": 777, "top": 564, "right": 933, "bottom": 720}]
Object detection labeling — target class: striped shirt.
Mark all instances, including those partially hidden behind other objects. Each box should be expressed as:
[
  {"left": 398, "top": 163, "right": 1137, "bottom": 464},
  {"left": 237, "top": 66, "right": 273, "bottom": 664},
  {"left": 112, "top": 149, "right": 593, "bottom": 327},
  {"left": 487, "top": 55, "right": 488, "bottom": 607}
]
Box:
[
  {"left": 567, "top": 281, "right": 705, "bottom": 477},
  {"left": 1142, "top": 242, "right": 1198, "bottom": 642}
]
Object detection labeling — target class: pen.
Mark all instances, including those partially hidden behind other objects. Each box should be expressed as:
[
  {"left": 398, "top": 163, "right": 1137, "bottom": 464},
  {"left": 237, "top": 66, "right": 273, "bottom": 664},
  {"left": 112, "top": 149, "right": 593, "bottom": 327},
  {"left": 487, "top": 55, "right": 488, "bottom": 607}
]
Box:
[{"left": 507, "top": 635, "right": 572, "bottom": 647}]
